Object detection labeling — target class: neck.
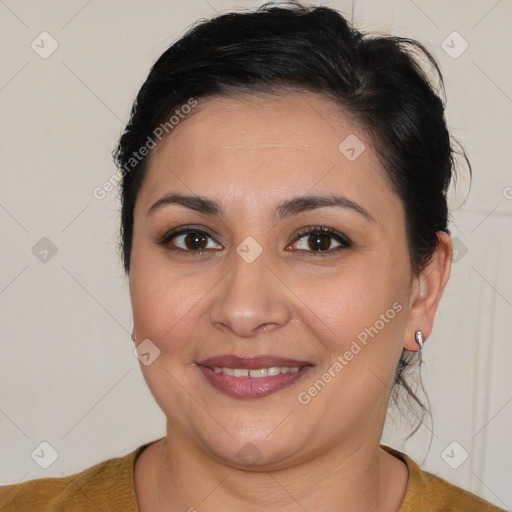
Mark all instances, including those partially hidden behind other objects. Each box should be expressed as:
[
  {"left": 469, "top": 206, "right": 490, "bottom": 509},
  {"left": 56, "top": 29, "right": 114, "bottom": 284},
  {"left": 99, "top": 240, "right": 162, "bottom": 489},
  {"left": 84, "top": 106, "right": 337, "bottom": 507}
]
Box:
[{"left": 140, "top": 424, "right": 408, "bottom": 512}]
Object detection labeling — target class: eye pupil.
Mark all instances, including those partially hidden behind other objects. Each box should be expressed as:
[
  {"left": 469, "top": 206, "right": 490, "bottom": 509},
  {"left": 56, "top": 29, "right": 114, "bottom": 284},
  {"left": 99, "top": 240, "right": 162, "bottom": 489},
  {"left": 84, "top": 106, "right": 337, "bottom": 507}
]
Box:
[
  {"left": 185, "top": 233, "right": 207, "bottom": 250},
  {"left": 308, "top": 234, "right": 331, "bottom": 251}
]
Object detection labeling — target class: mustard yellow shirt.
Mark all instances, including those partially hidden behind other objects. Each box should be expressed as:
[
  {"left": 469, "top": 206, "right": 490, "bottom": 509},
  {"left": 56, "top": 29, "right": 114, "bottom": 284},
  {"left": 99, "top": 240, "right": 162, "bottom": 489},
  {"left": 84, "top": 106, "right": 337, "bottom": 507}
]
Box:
[{"left": 0, "top": 442, "right": 506, "bottom": 511}]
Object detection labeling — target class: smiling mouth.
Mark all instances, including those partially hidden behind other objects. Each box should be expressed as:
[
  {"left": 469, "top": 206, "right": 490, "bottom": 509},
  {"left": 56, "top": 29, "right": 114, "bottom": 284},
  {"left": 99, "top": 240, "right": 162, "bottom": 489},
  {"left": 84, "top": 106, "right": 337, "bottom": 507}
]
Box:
[{"left": 196, "top": 355, "right": 314, "bottom": 398}]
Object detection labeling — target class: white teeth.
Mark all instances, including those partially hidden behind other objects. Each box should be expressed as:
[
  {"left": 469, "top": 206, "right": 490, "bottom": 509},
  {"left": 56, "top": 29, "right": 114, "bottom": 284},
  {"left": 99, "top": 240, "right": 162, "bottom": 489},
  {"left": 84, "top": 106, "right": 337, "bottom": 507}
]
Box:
[
  {"left": 212, "top": 366, "right": 301, "bottom": 377},
  {"left": 249, "top": 368, "right": 267, "bottom": 378}
]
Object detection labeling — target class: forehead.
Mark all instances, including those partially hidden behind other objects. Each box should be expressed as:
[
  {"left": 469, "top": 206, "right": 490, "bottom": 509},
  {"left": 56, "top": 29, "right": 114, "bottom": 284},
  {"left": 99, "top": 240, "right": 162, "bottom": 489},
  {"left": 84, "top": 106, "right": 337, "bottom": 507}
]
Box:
[
  {"left": 150, "top": 92, "right": 370, "bottom": 161},
  {"left": 138, "top": 92, "right": 397, "bottom": 219}
]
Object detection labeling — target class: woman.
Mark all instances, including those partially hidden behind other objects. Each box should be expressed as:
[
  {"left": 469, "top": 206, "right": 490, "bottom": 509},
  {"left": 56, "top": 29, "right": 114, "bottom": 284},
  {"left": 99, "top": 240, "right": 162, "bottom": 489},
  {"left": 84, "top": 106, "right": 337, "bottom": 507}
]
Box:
[{"left": 0, "top": 3, "right": 506, "bottom": 511}]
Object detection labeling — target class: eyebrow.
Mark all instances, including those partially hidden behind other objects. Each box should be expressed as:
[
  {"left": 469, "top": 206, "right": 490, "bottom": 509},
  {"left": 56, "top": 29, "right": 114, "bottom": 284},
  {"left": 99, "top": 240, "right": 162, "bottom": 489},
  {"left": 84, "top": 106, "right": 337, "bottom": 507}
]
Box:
[{"left": 147, "top": 192, "right": 375, "bottom": 222}]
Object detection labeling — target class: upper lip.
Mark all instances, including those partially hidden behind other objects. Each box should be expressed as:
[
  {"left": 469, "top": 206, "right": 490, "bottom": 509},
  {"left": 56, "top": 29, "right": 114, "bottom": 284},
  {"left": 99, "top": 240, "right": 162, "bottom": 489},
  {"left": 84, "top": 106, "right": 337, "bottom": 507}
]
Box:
[{"left": 197, "top": 355, "right": 313, "bottom": 369}]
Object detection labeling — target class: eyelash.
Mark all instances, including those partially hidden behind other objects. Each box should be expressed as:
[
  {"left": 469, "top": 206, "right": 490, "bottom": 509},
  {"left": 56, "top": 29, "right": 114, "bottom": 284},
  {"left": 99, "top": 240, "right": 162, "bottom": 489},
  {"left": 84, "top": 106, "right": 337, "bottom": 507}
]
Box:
[{"left": 157, "top": 224, "right": 352, "bottom": 256}]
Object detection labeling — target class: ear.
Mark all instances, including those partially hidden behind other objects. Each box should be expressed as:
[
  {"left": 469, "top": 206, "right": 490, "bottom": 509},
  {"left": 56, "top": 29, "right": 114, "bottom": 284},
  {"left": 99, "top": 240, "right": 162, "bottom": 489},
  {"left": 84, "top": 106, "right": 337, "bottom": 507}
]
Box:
[{"left": 403, "top": 232, "right": 452, "bottom": 351}]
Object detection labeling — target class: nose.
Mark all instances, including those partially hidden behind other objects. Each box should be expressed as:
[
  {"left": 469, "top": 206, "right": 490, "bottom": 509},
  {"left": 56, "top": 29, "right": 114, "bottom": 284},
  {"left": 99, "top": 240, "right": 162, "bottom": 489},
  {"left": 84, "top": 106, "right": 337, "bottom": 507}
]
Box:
[{"left": 209, "top": 251, "right": 292, "bottom": 338}]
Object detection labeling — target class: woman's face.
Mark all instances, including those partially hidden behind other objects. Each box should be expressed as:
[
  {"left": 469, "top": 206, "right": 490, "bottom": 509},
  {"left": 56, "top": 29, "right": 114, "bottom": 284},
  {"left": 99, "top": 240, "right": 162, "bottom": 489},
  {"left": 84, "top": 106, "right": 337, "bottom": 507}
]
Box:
[{"left": 129, "top": 92, "right": 421, "bottom": 467}]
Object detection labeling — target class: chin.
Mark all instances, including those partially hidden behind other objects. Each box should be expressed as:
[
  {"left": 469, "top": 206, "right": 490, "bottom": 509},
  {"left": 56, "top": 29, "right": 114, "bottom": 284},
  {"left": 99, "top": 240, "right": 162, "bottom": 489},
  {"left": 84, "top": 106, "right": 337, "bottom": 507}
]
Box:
[{"left": 194, "top": 417, "right": 312, "bottom": 469}]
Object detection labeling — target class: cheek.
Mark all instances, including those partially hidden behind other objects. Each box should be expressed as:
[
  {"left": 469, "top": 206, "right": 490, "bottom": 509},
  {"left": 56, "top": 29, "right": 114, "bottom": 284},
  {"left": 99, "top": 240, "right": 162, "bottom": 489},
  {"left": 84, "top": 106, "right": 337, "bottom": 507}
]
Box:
[
  {"left": 292, "top": 265, "right": 408, "bottom": 412},
  {"left": 289, "top": 258, "right": 407, "bottom": 353},
  {"left": 129, "top": 249, "right": 221, "bottom": 358}
]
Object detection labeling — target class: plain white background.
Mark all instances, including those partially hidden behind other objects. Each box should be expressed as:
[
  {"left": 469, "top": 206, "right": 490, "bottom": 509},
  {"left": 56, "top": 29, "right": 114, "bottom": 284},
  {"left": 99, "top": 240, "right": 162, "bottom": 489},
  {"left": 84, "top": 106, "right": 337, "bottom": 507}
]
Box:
[{"left": 0, "top": 0, "right": 511, "bottom": 509}]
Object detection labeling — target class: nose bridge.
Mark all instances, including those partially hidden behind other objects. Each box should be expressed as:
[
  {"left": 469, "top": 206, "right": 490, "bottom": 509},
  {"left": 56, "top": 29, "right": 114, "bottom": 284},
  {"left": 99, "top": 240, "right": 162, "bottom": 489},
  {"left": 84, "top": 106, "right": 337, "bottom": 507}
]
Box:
[{"left": 209, "top": 244, "right": 291, "bottom": 336}]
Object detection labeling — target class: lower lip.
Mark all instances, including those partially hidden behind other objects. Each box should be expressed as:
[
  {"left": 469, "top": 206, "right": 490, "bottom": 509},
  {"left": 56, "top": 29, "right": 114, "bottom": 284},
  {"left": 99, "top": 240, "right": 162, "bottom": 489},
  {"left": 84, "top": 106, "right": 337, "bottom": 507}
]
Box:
[{"left": 197, "top": 365, "right": 313, "bottom": 399}]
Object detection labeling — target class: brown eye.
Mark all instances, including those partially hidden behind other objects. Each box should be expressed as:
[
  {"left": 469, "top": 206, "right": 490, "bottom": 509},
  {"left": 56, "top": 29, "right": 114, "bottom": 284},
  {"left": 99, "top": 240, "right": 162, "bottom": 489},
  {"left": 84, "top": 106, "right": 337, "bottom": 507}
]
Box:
[
  {"left": 165, "top": 230, "right": 223, "bottom": 252},
  {"left": 307, "top": 233, "right": 332, "bottom": 251},
  {"left": 289, "top": 226, "right": 351, "bottom": 254},
  {"left": 183, "top": 232, "right": 208, "bottom": 250}
]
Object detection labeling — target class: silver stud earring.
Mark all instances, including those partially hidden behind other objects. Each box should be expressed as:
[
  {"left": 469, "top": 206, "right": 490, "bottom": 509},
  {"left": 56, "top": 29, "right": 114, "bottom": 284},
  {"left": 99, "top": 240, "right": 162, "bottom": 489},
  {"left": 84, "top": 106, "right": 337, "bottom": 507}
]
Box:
[{"left": 414, "top": 330, "right": 424, "bottom": 350}]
